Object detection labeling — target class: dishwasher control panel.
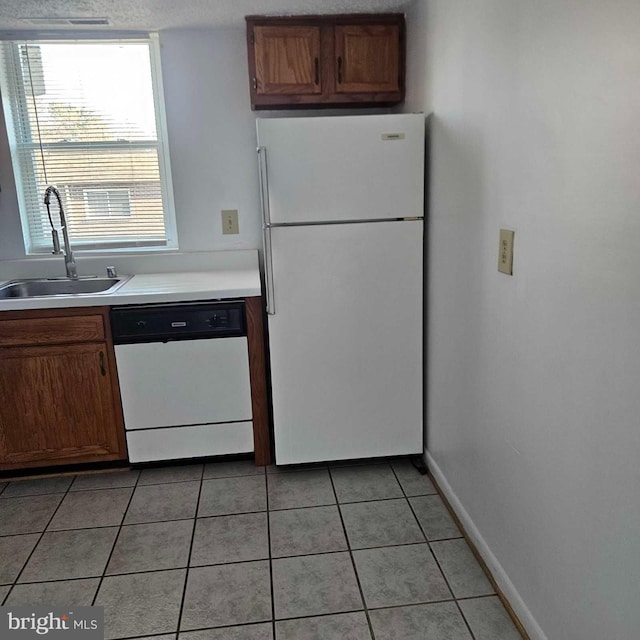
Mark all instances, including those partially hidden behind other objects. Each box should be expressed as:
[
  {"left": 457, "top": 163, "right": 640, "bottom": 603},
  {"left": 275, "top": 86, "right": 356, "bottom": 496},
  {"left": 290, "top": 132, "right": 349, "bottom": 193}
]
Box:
[{"left": 111, "top": 301, "right": 246, "bottom": 344}]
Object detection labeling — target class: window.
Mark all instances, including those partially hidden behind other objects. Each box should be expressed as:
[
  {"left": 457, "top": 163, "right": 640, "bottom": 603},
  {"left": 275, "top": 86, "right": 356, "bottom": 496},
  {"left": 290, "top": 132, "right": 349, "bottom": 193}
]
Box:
[
  {"left": 83, "top": 188, "right": 132, "bottom": 219},
  {"left": 0, "top": 36, "right": 177, "bottom": 252}
]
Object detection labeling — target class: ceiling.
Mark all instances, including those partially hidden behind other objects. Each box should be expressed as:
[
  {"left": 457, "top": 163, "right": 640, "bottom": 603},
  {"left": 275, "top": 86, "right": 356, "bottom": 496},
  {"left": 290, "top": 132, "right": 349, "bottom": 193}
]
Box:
[{"left": 0, "top": 0, "right": 415, "bottom": 31}]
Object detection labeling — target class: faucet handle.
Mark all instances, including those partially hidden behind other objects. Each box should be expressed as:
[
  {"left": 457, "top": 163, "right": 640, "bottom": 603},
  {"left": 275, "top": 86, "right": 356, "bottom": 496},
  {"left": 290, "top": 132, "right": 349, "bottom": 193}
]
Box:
[{"left": 106, "top": 266, "right": 117, "bottom": 278}]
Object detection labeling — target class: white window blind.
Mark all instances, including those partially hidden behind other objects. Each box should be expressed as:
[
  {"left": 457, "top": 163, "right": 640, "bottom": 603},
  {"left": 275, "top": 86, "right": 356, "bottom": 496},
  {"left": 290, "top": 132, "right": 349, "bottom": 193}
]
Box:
[{"left": 0, "top": 36, "right": 177, "bottom": 253}]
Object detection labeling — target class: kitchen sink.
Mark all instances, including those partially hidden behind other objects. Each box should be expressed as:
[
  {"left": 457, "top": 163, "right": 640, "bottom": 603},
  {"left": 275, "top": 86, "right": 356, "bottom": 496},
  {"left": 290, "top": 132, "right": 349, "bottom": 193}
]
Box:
[{"left": 0, "top": 276, "right": 132, "bottom": 299}]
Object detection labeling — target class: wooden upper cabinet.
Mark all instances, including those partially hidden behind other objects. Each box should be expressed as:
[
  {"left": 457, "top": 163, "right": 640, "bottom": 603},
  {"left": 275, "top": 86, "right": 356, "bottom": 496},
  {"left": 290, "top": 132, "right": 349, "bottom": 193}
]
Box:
[
  {"left": 247, "top": 14, "right": 405, "bottom": 109},
  {"left": 335, "top": 25, "right": 400, "bottom": 94},
  {"left": 253, "top": 26, "right": 322, "bottom": 95}
]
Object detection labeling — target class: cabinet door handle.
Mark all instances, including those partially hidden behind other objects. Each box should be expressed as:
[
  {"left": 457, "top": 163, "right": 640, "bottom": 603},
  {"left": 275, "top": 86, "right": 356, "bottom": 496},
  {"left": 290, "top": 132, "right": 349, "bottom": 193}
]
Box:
[
  {"left": 99, "top": 351, "right": 107, "bottom": 376},
  {"left": 337, "top": 56, "right": 343, "bottom": 83},
  {"left": 314, "top": 57, "right": 319, "bottom": 84}
]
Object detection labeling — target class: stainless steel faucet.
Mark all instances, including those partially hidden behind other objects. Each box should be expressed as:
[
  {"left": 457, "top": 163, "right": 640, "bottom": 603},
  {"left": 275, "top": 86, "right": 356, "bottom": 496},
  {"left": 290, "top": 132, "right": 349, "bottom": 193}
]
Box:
[{"left": 44, "top": 186, "right": 78, "bottom": 279}]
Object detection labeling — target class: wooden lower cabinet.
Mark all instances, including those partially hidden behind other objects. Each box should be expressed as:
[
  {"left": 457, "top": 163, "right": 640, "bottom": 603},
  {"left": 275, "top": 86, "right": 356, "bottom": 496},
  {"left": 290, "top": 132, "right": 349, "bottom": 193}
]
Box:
[{"left": 0, "top": 308, "right": 127, "bottom": 471}]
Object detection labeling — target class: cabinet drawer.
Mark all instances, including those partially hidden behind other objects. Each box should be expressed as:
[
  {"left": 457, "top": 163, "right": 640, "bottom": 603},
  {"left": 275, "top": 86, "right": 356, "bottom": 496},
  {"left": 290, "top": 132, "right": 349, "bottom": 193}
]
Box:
[{"left": 0, "top": 314, "right": 105, "bottom": 347}]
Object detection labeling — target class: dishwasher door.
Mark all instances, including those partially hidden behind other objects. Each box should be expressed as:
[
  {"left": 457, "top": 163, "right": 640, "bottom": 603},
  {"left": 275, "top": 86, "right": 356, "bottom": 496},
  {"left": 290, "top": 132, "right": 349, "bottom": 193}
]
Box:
[{"left": 115, "top": 337, "right": 252, "bottom": 429}]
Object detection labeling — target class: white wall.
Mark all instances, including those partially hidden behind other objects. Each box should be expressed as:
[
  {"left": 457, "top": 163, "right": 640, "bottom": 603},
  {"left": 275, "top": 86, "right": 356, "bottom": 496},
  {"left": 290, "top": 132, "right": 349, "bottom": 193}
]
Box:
[
  {"left": 406, "top": 1, "right": 640, "bottom": 639},
  {"left": 159, "top": 27, "right": 262, "bottom": 254},
  {"left": 0, "top": 26, "right": 394, "bottom": 277},
  {"left": 0, "top": 27, "right": 263, "bottom": 271}
]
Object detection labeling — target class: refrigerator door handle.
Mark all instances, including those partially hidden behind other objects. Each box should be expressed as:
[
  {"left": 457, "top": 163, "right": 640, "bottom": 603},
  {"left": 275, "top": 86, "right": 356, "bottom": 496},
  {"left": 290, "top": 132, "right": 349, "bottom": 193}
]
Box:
[
  {"left": 257, "top": 146, "right": 271, "bottom": 228},
  {"left": 262, "top": 226, "right": 276, "bottom": 315},
  {"left": 257, "top": 146, "right": 275, "bottom": 315}
]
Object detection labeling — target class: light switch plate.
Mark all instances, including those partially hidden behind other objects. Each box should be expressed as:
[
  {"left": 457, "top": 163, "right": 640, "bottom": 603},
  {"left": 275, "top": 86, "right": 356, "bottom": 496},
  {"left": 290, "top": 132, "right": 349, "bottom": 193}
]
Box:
[
  {"left": 498, "top": 229, "right": 514, "bottom": 275},
  {"left": 222, "top": 209, "right": 239, "bottom": 235}
]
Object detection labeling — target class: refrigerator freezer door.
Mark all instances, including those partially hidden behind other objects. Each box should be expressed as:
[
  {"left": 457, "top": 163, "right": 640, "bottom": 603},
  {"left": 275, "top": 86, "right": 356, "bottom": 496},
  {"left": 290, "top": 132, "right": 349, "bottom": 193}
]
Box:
[
  {"left": 256, "top": 114, "right": 425, "bottom": 224},
  {"left": 268, "top": 220, "right": 423, "bottom": 464}
]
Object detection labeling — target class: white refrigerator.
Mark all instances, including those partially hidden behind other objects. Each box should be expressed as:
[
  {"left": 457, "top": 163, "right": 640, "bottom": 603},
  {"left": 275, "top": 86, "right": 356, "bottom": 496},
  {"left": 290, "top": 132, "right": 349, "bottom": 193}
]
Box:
[{"left": 257, "top": 113, "right": 424, "bottom": 465}]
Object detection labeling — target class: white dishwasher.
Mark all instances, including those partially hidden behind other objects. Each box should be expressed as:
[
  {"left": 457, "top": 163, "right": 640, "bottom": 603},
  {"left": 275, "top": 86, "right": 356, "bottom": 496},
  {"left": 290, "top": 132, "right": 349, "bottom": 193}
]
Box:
[{"left": 111, "top": 301, "right": 253, "bottom": 463}]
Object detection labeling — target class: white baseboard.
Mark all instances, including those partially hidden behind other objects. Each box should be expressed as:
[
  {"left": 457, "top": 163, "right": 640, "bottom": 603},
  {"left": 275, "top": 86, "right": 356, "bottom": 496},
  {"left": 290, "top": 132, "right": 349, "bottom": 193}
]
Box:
[{"left": 424, "top": 450, "right": 548, "bottom": 640}]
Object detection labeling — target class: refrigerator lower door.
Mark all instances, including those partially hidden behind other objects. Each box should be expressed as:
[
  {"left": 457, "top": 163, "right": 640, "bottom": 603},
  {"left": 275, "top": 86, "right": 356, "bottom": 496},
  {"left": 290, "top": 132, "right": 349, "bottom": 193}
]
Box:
[{"left": 268, "top": 220, "right": 423, "bottom": 465}]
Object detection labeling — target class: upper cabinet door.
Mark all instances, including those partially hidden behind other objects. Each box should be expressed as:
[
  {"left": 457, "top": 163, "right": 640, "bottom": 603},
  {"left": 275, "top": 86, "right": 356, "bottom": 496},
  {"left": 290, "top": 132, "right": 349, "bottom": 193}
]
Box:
[
  {"left": 334, "top": 24, "right": 400, "bottom": 94},
  {"left": 253, "top": 25, "right": 322, "bottom": 96}
]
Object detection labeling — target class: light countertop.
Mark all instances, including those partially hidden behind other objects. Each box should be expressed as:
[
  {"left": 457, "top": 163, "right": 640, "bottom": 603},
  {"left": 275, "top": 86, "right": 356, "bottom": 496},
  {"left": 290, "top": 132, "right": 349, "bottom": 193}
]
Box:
[{"left": 0, "top": 269, "right": 262, "bottom": 311}]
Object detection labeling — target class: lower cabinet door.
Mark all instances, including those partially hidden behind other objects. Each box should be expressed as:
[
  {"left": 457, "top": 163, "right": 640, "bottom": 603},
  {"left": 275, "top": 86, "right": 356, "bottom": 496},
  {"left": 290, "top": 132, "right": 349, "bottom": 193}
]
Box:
[{"left": 0, "top": 342, "right": 125, "bottom": 469}]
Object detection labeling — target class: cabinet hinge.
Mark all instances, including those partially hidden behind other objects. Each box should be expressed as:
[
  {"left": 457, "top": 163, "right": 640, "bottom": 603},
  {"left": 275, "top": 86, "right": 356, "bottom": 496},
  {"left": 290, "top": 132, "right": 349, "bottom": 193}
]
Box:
[
  {"left": 252, "top": 77, "right": 258, "bottom": 90},
  {"left": 250, "top": 34, "right": 255, "bottom": 45}
]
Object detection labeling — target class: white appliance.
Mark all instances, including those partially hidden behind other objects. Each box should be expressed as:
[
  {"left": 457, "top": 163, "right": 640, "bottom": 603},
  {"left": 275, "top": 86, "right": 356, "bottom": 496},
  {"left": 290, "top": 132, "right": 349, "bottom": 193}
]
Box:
[
  {"left": 257, "top": 113, "right": 425, "bottom": 465},
  {"left": 111, "top": 302, "right": 254, "bottom": 463}
]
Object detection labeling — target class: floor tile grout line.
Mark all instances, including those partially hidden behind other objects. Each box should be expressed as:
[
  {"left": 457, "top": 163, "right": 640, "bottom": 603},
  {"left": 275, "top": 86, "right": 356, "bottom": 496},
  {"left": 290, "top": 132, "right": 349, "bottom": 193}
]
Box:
[
  {"left": 389, "top": 463, "right": 478, "bottom": 640},
  {"left": 278, "top": 596, "right": 471, "bottom": 622},
  {"left": 0, "top": 485, "right": 138, "bottom": 501},
  {"left": 175, "top": 462, "right": 206, "bottom": 635},
  {"left": 453, "top": 601, "right": 478, "bottom": 640},
  {"left": 264, "top": 465, "right": 277, "bottom": 640},
  {"left": 455, "top": 593, "right": 500, "bottom": 602},
  {"left": 365, "top": 597, "right": 474, "bottom": 612},
  {"left": 0, "top": 468, "right": 261, "bottom": 494},
  {"left": 273, "top": 539, "right": 428, "bottom": 558},
  {"left": 8, "top": 575, "right": 106, "bottom": 586},
  {"left": 134, "top": 477, "right": 201, "bottom": 488},
  {"left": 0, "top": 491, "right": 71, "bottom": 500},
  {"left": 2, "top": 460, "right": 486, "bottom": 634},
  {"left": 201, "top": 472, "right": 266, "bottom": 481},
  {"left": 37, "top": 517, "right": 196, "bottom": 534},
  {"left": 67, "top": 484, "right": 143, "bottom": 493},
  {"left": 111, "top": 614, "right": 275, "bottom": 640},
  {"left": 0, "top": 488, "right": 438, "bottom": 502},
  {"left": 412, "top": 468, "right": 520, "bottom": 636},
  {"left": 91, "top": 471, "right": 142, "bottom": 607},
  {"left": 1, "top": 460, "right": 499, "bottom": 638},
  {"left": 327, "top": 466, "right": 377, "bottom": 640},
  {"left": 9, "top": 539, "right": 455, "bottom": 587},
  {"left": 7, "top": 473, "right": 76, "bottom": 600},
  {"left": 0, "top": 459, "right": 406, "bottom": 488},
  {"left": 427, "top": 535, "right": 465, "bottom": 543},
  {"left": 0, "top": 492, "right": 443, "bottom": 537},
  {"left": 412, "top": 479, "right": 500, "bottom": 638},
  {"left": 68, "top": 470, "right": 140, "bottom": 493},
  {"left": 38, "top": 593, "right": 494, "bottom": 640},
  {"left": 0, "top": 497, "right": 448, "bottom": 539}
]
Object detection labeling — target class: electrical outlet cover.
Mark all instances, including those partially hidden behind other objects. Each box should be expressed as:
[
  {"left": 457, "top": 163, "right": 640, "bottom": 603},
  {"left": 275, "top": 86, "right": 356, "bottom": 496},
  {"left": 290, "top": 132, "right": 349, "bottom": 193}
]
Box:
[
  {"left": 498, "top": 229, "right": 514, "bottom": 275},
  {"left": 222, "top": 209, "right": 239, "bottom": 235}
]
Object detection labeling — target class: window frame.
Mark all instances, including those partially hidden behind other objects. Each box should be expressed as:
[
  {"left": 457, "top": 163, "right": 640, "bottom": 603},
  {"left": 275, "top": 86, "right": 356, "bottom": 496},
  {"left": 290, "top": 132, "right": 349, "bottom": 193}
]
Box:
[{"left": 0, "top": 33, "right": 178, "bottom": 254}]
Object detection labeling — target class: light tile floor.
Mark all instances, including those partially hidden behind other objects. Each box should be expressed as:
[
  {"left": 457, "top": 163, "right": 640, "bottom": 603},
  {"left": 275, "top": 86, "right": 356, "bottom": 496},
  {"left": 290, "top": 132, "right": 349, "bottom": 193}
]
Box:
[{"left": 0, "top": 458, "right": 523, "bottom": 640}]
